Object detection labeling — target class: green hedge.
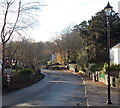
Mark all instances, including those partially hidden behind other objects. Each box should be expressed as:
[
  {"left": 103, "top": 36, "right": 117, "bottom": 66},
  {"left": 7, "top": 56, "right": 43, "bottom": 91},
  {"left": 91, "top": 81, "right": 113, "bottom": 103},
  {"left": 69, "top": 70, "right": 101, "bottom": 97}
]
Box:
[
  {"left": 2, "top": 76, "right": 8, "bottom": 88},
  {"left": 19, "top": 68, "right": 34, "bottom": 75},
  {"left": 89, "top": 63, "right": 104, "bottom": 72},
  {"left": 103, "top": 62, "right": 120, "bottom": 72},
  {"left": 2, "top": 68, "right": 45, "bottom": 90},
  {"left": 102, "top": 63, "right": 120, "bottom": 77}
]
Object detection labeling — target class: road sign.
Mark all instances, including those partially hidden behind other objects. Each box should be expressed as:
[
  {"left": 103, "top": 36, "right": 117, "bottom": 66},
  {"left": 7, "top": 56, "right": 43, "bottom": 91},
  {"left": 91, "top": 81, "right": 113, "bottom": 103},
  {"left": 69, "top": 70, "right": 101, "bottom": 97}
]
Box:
[
  {"left": 7, "top": 74, "right": 11, "bottom": 88},
  {"left": 7, "top": 74, "right": 10, "bottom": 82}
]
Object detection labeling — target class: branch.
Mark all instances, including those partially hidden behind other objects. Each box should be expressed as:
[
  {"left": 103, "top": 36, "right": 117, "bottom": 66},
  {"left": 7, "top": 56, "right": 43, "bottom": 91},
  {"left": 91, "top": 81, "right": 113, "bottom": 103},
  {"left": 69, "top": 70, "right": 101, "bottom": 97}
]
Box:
[
  {"left": 20, "top": 2, "right": 40, "bottom": 12},
  {"left": 9, "top": 0, "right": 15, "bottom": 5},
  {"left": 1, "top": 1, "right": 10, "bottom": 43},
  {"left": 5, "top": 0, "right": 21, "bottom": 43}
]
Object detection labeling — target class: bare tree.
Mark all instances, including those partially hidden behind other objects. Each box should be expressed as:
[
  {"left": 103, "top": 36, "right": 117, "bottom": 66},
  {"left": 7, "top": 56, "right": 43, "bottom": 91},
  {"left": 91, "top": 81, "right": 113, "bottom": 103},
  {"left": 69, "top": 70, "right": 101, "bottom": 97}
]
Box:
[
  {"left": 53, "top": 27, "right": 83, "bottom": 64},
  {"left": 6, "top": 38, "right": 45, "bottom": 70},
  {"left": 0, "top": 0, "right": 40, "bottom": 74}
]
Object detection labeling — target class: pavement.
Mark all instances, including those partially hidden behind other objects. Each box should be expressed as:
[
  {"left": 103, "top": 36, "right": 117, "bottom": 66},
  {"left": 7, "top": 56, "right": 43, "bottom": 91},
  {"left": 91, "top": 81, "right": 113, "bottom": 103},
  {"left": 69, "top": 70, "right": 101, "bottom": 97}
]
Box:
[{"left": 74, "top": 72, "right": 120, "bottom": 107}]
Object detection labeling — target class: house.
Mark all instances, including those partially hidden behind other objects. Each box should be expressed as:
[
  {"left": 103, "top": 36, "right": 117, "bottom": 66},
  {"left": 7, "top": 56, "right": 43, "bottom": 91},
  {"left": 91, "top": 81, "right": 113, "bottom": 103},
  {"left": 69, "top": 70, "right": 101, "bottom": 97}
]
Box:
[
  {"left": 0, "top": 44, "right": 2, "bottom": 76},
  {"left": 51, "top": 53, "right": 56, "bottom": 62},
  {"left": 110, "top": 2, "right": 120, "bottom": 64},
  {"left": 110, "top": 43, "right": 120, "bottom": 64}
]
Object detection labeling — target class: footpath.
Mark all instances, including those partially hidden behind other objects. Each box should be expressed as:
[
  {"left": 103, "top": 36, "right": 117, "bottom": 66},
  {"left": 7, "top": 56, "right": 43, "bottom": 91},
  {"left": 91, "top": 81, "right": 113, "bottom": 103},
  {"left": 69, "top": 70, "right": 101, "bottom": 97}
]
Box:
[{"left": 74, "top": 72, "right": 119, "bottom": 107}]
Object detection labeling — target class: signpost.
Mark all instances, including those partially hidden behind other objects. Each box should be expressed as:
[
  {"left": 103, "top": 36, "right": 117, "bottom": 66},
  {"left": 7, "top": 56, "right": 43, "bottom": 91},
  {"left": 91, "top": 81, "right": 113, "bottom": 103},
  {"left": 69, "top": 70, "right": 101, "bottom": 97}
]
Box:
[{"left": 7, "top": 74, "right": 10, "bottom": 88}]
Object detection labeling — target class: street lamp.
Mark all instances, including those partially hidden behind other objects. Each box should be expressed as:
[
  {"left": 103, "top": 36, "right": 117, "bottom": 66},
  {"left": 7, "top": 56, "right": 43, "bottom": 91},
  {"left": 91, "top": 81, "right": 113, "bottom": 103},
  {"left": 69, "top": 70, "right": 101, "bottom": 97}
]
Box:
[{"left": 104, "top": 2, "right": 113, "bottom": 104}]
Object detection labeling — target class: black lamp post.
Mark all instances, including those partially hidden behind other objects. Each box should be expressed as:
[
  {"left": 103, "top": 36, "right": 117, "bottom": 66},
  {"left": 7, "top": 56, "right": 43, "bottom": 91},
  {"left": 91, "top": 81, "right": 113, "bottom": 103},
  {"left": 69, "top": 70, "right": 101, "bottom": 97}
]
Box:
[{"left": 104, "top": 2, "right": 112, "bottom": 104}]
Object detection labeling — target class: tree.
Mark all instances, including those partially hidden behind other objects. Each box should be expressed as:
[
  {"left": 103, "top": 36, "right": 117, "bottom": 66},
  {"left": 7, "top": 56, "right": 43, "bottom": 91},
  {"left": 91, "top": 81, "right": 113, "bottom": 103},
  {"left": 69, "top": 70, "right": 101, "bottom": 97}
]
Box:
[
  {"left": 74, "top": 21, "right": 94, "bottom": 66},
  {"left": 52, "top": 9, "right": 120, "bottom": 70},
  {"left": 87, "top": 10, "right": 120, "bottom": 63},
  {"left": 0, "top": 0, "right": 40, "bottom": 74},
  {"left": 75, "top": 10, "right": 120, "bottom": 65},
  {"left": 53, "top": 27, "right": 83, "bottom": 64},
  {"left": 42, "top": 41, "right": 57, "bottom": 63},
  {"left": 6, "top": 38, "right": 44, "bottom": 70}
]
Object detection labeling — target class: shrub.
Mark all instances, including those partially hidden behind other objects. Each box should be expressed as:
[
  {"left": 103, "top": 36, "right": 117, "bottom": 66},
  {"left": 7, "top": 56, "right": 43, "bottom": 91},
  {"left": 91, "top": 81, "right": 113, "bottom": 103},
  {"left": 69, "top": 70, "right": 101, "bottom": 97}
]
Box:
[
  {"left": 11, "top": 75, "right": 29, "bottom": 85},
  {"left": 89, "top": 63, "right": 104, "bottom": 72},
  {"left": 19, "top": 68, "right": 33, "bottom": 76},
  {"left": 101, "top": 62, "right": 120, "bottom": 77},
  {"left": 103, "top": 62, "right": 119, "bottom": 71},
  {"left": 89, "top": 63, "right": 96, "bottom": 72},
  {"left": 2, "top": 76, "right": 8, "bottom": 88},
  {"left": 2, "top": 68, "right": 45, "bottom": 91}
]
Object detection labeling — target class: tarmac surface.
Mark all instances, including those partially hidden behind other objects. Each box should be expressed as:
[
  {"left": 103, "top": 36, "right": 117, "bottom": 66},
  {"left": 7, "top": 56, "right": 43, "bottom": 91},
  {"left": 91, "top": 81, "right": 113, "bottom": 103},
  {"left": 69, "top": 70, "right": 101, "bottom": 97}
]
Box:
[
  {"left": 2, "top": 70, "right": 120, "bottom": 107},
  {"left": 3, "top": 70, "right": 87, "bottom": 106}
]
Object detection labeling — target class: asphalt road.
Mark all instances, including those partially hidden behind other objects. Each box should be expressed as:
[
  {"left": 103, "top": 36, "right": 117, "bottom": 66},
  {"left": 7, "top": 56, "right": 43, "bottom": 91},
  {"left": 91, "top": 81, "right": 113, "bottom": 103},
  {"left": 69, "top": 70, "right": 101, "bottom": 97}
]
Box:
[{"left": 2, "top": 69, "right": 87, "bottom": 107}]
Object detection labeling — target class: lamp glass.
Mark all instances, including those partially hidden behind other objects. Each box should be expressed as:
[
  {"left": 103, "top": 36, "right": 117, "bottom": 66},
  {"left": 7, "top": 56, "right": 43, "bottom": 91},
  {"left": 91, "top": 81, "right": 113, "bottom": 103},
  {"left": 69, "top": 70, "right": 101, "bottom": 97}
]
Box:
[{"left": 105, "top": 8, "right": 112, "bottom": 16}]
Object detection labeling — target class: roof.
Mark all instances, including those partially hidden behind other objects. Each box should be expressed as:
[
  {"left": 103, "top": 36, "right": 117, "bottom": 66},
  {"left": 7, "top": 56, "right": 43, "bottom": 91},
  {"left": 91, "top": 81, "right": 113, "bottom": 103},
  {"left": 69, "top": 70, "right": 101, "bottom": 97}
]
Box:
[{"left": 112, "top": 43, "right": 120, "bottom": 48}]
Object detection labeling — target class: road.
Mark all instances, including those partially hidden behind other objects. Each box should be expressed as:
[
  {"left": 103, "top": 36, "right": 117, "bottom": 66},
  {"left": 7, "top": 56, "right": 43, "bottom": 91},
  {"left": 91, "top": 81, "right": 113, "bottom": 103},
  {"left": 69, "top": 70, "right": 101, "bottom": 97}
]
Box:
[{"left": 2, "top": 69, "right": 87, "bottom": 106}]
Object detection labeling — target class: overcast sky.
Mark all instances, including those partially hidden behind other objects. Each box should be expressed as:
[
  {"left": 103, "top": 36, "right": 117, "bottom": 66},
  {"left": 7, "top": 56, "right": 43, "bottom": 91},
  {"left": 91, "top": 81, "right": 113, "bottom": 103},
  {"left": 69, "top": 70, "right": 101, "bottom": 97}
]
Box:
[{"left": 27, "top": 0, "right": 120, "bottom": 42}]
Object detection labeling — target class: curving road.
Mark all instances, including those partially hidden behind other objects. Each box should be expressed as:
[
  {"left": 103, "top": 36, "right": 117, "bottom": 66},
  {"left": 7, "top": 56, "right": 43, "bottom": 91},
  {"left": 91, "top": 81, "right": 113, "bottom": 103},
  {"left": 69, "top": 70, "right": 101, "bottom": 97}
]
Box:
[{"left": 2, "top": 69, "right": 87, "bottom": 106}]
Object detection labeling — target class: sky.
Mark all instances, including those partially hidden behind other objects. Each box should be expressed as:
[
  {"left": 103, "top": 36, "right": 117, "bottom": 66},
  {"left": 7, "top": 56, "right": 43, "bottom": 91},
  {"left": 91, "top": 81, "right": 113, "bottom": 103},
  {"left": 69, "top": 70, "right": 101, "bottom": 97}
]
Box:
[{"left": 24, "top": 0, "right": 120, "bottom": 42}]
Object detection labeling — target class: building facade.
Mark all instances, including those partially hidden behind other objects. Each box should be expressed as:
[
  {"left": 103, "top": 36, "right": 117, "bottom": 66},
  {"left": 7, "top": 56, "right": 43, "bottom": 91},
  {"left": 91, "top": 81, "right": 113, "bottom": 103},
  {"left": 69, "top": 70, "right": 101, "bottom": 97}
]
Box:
[
  {"left": 110, "top": 43, "right": 120, "bottom": 64},
  {"left": 0, "top": 44, "right": 2, "bottom": 71}
]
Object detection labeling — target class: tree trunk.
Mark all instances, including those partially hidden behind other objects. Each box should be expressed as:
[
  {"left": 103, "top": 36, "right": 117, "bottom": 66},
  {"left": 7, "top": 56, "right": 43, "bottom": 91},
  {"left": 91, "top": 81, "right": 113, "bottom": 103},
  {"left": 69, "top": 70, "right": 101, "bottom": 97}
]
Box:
[{"left": 2, "top": 42, "right": 5, "bottom": 75}]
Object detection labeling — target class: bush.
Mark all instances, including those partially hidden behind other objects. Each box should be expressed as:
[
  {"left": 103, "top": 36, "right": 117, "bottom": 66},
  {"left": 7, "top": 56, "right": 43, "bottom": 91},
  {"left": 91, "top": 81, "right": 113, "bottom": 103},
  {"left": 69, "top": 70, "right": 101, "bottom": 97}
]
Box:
[
  {"left": 11, "top": 74, "right": 30, "bottom": 85},
  {"left": 103, "top": 62, "right": 119, "bottom": 72},
  {"left": 2, "top": 72, "right": 45, "bottom": 91},
  {"left": 2, "top": 76, "right": 8, "bottom": 88},
  {"left": 2, "top": 67, "right": 45, "bottom": 92},
  {"left": 101, "top": 62, "right": 120, "bottom": 77},
  {"left": 89, "top": 63, "right": 104, "bottom": 72},
  {"left": 110, "top": 63, "right": 119, "bottom": 71},
  {"left": 19, "top": 68, "right": 33, "bottom": 75}
]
